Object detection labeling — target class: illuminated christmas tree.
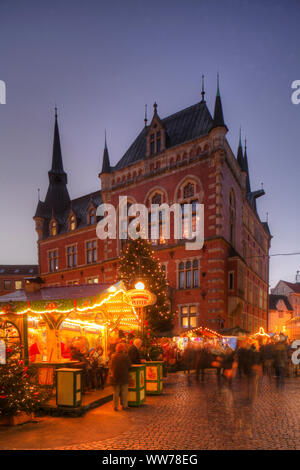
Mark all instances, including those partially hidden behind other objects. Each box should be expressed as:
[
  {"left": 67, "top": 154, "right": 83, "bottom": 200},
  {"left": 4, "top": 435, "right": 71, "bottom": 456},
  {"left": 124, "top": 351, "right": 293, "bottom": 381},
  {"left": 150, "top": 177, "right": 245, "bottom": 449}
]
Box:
[
  {"left": 0, "top": 321, "right": 49, "bottom": 417},
  {"left": 118, "top": 238, "right": 174, "bottom": 333}
]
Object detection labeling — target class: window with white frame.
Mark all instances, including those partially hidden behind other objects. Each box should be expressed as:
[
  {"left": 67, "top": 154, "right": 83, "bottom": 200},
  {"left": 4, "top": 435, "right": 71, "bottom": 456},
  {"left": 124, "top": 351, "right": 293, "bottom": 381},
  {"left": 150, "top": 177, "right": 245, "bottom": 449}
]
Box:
[
  {"left": 48, "top": 249, "right": 58, "bottom": 272},
  {"left": 180, "top": 305, "right": 197, "bottom": 329},
  {"left": 67, "top": 245, "right": 77, "bottom": 268},
  {"left": 86, "top": 240, "right": 97, "bottom": 264}
]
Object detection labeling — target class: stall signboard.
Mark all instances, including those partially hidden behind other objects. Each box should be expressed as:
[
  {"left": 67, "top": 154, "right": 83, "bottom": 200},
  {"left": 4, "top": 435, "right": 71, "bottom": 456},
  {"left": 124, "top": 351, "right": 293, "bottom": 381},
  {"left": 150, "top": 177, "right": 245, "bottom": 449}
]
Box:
[
  {"left": 128, "top": 364, "right": 146, "bottom": 407},
  {"left": 0, "top": 339, "right": 5, "bottom": 364},
  {"left": 145, "top": 361, "right": 163, "bottom": 395},
  {"left": 126, "top": 289, "right": 156, "bottom": 308}
]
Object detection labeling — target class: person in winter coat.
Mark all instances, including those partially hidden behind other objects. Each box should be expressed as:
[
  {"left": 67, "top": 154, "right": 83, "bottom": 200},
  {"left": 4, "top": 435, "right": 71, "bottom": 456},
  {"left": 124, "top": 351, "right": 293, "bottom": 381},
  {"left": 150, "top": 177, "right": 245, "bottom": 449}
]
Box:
[
  {"left": 110, "top": 343, "right": 132, "bottom": 411},
  {"left": 128, "top": 338, "right": 142, "bottom": 364}
]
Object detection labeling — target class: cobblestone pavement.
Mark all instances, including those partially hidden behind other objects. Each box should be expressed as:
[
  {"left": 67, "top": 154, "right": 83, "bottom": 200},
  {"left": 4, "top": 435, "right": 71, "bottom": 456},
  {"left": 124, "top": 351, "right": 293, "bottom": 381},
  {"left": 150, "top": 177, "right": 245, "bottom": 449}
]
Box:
[
  {"left": 54, "top": 372, "right": 300, "bottom": 450},
  {"left": 1, "top": 372, "right": 300, "bottom": 450}
]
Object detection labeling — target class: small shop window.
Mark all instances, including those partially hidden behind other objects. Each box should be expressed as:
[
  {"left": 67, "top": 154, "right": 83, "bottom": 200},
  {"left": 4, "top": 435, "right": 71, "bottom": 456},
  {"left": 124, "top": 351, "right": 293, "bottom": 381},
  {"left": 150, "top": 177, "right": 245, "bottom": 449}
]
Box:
[{"left": 4, "top": 280, "right": 12, "bottom": 290}]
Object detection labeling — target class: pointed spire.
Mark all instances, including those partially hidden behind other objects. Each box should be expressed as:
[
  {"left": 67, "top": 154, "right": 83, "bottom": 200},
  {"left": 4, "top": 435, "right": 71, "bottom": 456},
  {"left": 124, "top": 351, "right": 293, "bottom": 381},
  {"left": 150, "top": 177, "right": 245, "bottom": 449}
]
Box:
[
  {"left": 101, "top": 130, "right": 111, "bottom": 174},
  {"left": 244, "top": 137, "right": 251, "bottom": 193},
  {"left": 144, "top": 104, "right": 148, "bottom": 127},
  {"left": 201, "top": 75, "right": 205, "bottom": 102},
  {"left": 51, "top": 107, "right": 64, "bottom": 173},
  {"left": 237, "top": 127, "right": 244, "bottom": 169},
  {"left": 153, "top": 102, "right": 158, "bottom": 115},
  {"left": 212, "top": 74, "right": 227, "bottom": 129},
  {"left": 45, "top": 108, "right": 70, "bottom": 213}
]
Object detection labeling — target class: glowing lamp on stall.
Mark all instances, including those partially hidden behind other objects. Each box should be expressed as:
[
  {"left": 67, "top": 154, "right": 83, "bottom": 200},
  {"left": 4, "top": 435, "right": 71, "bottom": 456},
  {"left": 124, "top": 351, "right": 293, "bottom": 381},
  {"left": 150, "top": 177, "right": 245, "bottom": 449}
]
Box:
[
  {"left": 134, "top": 282, "right": 145, "bottom": 290},
  {"left": 108, "top": 286, "right": 117, "bottom": 293}
]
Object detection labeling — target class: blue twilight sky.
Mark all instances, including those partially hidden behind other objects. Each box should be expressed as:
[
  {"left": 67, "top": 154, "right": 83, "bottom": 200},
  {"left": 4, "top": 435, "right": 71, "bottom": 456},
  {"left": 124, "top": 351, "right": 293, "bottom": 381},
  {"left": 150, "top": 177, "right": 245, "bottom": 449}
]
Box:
[{"left": 0, "top": 0, "right": 299, "bottom": 289}]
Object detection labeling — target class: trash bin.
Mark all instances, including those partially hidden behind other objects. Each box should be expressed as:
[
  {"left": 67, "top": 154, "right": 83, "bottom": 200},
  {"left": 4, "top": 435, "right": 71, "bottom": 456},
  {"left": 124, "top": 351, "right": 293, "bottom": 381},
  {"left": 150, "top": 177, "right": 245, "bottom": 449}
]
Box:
[
  {"left": 128, "top": 364, "right": 146, "bottom": 407},
  {"left": 145, "top": 361, "right": 164, "bottom": 395},
  {"left": 56, "top": 368, "right": 82, "bottom": 407}
]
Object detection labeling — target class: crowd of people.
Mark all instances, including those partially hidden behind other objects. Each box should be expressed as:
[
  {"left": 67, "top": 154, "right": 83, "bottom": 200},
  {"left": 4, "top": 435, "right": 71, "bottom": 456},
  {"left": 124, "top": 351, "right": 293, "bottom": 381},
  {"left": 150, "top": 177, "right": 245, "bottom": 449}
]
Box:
[
  {"left": 176, "top": 336, "right": 298, "bottom": 396},
  {"left": 67, "top": 332, "right": 299, "bottom": 410}
]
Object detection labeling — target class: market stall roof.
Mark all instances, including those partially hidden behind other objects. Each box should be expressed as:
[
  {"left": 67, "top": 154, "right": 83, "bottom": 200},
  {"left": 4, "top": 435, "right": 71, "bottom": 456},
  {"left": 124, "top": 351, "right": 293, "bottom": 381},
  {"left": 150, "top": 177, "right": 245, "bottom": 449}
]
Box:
[
  {"left": 180, "top": 326, "right": 223, "bottom": 338},
  {"left": 220, "top": 326, "right": 250, "bottom": 336},
  {"left": 0, "top": 283, "right": 111, "bottom": 302}
]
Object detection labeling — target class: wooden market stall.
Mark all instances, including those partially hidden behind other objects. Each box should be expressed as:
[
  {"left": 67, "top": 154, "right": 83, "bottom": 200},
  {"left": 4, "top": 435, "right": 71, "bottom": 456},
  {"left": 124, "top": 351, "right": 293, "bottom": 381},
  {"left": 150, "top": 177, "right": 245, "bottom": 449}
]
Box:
[
  {"left": 0, "top": 279, "right": 141, "bottom": 388},
  {"left": 175, "top": 326, "right": 223, "bottom": 351}
]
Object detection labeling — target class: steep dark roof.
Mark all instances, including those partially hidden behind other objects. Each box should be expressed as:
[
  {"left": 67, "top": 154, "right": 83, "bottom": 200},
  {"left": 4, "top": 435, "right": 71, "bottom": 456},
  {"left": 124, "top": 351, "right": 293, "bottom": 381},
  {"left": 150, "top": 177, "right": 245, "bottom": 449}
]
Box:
[
  {"left": 34, "top": 190, "right": 102, "bottom": 239},
  {"left": 269, "top": 294, "right": 293, "bottom": 311},
  {"left": 0, "top": 265, "right": 38, "bottom": 276},
  {"left": 101, "top": 142, "right": 111, "bottom": 174},
  {"left": 44, "top": 111, "right": 70, "bottom": 214},
  {"left": 237, "top": 132, "right": 244, "bottom": 169},
  {"left": 114, "top": 101, "right": 213, "bottom": 170},
  {"left": 281, "top": 281, "right": 300, "bottom": 294},
  {"left": 262, "top": 221, "right": 271, "bottom": 236},
  {"left": 243, "top": 142, "right": 251, "bottom": 193}
]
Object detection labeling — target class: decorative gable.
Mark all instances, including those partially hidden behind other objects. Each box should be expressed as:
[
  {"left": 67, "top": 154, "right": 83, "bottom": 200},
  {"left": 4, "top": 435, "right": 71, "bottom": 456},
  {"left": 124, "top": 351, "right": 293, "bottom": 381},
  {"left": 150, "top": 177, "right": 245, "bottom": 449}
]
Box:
[{"left": 146, "top": 103, "right": 166, "bottom": 157}]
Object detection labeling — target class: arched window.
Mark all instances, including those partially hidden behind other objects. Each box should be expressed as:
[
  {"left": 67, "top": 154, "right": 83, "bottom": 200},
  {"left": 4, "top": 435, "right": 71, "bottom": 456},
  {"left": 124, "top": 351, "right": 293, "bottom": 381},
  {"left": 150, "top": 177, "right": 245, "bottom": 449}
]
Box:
[
  {"left": 179, "top": 262, "right": 185, "bottom": 289},
  {"left": 186, "top": 261, "right": 192, "bottom": 288},
  {"left": 178, "top": 260, "right": 199, "bottom": 289},
  {"left": 193, "top": 259, "right": 199, "bottom": 287},
  {"left": 183, "top": 183, "right": 195, "bottom": 199},
  {"left": 148, "top": 192, "right": 166, "bottom": 245}
]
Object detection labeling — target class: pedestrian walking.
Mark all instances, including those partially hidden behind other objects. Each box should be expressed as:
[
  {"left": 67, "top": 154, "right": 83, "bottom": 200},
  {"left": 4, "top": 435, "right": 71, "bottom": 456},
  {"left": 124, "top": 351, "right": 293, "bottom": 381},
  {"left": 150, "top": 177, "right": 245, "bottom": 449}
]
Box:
[
  {"left": 273, "top": 340, "right": 288, "bottom": 389},
  {"left": 109, "top": 343, "right": 132, "bottom": 411}
]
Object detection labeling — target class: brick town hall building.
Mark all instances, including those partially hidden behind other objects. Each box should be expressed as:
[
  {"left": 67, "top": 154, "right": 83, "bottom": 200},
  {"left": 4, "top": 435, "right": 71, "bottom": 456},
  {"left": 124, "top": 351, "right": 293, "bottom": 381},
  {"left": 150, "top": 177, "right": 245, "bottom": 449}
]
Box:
[{"left": 34, "top": 83, "right": 271, "bottom": 334}]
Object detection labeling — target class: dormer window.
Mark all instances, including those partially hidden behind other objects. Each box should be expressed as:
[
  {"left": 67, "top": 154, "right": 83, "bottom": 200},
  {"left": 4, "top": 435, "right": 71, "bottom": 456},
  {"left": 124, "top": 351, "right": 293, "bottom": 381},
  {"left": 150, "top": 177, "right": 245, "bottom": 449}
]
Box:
[
  {"left": 88, "top": 208, "right": 96, "bottom": 225},
  {"left": 150, "top": 131, "right": 162, "bottom": 155},
  {"left": 69, "top": 215, "right": 76, "bottom": 231},
  {"left": 50, "top": 220, "right": 58, "bottom": 236},
  {"left": 147, "top": 103, "right": 165, "bottom": 157},
  {"left": 150, "top": 134, "right": 155, "bottom": 155}
]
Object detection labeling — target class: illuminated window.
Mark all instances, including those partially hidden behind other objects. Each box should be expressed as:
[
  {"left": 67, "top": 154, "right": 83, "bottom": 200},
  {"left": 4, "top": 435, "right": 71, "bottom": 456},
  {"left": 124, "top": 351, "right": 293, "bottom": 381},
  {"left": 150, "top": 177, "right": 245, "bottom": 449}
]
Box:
[
  {"left": 15, "top": 280, "right": 22, "bottom": 290},
  {"left": 87, "top": 277, "right": 99, "bottom": 284},
  {"left": 69, "top": 215, "right": 76, "bottom": 231},
  {"left": 180, "top": 305, "right": 197, "bottom": 329},
  {"left": 50, "top": 220, "right": 57, "bottom": 236}
]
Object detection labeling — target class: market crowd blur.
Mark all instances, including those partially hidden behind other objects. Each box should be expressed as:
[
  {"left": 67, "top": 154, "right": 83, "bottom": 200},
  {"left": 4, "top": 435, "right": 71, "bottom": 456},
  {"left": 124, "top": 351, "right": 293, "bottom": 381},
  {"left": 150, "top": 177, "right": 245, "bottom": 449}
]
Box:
[{"left": 61, "top": 329, "right": 299, "bottom": 407}]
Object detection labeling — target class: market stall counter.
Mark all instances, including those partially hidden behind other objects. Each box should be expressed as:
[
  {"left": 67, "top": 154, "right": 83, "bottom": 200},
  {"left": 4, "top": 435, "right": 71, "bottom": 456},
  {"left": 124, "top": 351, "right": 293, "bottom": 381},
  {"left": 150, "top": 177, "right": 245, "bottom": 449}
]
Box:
[
  {"left": 145, "top": 361, "right": 164, "bottom": 395},
  {"left": 128, "top": 364, "right": 146, "bottom": 407}
]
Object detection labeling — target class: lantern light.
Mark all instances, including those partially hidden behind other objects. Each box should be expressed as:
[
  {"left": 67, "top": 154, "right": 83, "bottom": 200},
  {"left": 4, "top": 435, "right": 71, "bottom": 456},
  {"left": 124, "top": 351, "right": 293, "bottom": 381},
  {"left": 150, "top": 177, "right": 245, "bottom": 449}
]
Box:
[{"left": 135, "top": 281, "right": 145, "bottom": 290}]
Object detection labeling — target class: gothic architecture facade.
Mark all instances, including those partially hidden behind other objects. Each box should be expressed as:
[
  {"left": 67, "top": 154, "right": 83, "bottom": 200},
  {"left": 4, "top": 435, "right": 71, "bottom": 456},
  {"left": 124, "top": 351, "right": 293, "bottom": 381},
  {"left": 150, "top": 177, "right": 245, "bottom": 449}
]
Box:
[{"left": 34, "top": 84, "right": 271, "bottom": 334}]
